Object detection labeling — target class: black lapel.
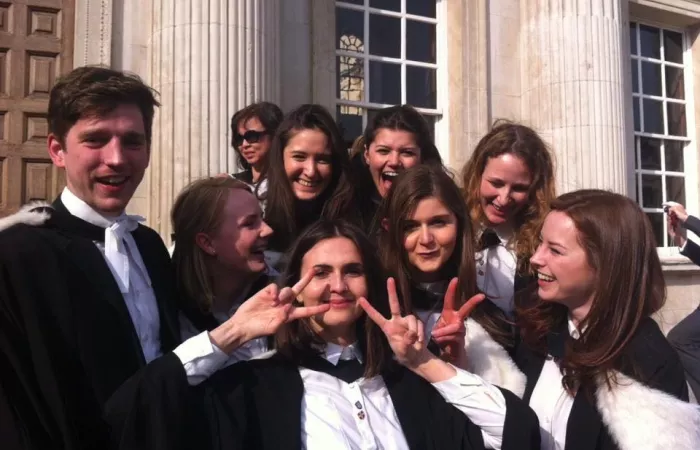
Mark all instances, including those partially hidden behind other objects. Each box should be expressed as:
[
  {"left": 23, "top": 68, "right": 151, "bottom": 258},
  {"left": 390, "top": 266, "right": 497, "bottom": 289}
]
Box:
[
  {"left": 131, "top": 227, "right": 180, "bottom": 350},
  {"left": 47, "top": 198, "right": 146, "bottom": 365},
  {"left": 249, "top": 358, "right": 304, "bottom": 450},
  {"left": 565, "top": 389, "right": 602, "bottom": 450},
  {"left": 384, "top": 368, "right": 427, "bottom": 449},
  {"left": 514, "top": 344, "right": 546, "bottom": 404}
]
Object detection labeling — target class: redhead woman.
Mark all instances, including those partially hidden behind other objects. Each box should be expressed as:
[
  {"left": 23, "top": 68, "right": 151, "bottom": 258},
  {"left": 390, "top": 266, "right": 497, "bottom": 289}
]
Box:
[
  {"left": 461, "top": 120, "right": 555, "bottom": 315},
  {"left": 514, "top": 190, "right": 700, "bottom": 450}
]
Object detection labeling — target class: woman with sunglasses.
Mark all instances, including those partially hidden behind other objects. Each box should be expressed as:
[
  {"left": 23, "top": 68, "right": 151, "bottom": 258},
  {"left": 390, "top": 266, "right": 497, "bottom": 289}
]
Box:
[
  {"left": 228, "top": 102, "right": 284, "bottom": 197},
  {"left": 108, "top": 220, "right": 540, "bottom": 450},
  {"left": 350, "top": 104, "right": 444, "bottom": 235},
  {"left": 261, "top": 104, "right": 355, "bottom": 272}
]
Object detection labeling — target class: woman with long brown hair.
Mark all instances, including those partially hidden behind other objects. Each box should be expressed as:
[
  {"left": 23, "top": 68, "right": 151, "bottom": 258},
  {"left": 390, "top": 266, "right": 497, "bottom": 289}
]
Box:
[
  {"left": 514, "top": 189, "right": 699, "bottom": 449},
  {"left": 376, "top": 165, "right": 525, "bottom": 393},
  {"left": 261, "top": 104, "right": 355, "bottom": 271},
  {"left": 461, "top": 120, "right": 555, "bottom": 315}
]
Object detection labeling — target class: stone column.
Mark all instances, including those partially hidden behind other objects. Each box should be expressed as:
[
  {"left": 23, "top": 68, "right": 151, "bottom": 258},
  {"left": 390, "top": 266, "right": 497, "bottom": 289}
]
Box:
[
  {"left": 147, "top": 0, "right": 280, "bottom": 238},
  {"left": 521, "top": 0, "right": 632, "bottom": 194}
]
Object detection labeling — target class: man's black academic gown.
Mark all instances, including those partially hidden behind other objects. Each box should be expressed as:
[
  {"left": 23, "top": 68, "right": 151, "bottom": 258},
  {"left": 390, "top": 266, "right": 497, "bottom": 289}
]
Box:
[{"left": 0, "top": 199, "right": 179, "bottom": 449}]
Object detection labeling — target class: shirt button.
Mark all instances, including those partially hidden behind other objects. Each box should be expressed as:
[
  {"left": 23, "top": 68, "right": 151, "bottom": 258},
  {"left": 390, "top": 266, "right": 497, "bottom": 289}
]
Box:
[
  {"left": 357, "top": 411, "right": 366, "bottom": 420},
  {"left": 355, "top": 401, "right": 362, "bottom": 409}
]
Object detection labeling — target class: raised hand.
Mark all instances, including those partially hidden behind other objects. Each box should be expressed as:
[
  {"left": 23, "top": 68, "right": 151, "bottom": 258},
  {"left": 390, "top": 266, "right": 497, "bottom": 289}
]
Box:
[
  {"left": 431, "top": 278, "right": 485, "bottom": 366},
  {"left": 211, "top": 269, "right": 330, "bottom": 354},
  {"left": 359, "top": 278, "right": 429, "bottom": 368},
  {"left": 666, "top": 203, "right": 688, "bottom": 247}
]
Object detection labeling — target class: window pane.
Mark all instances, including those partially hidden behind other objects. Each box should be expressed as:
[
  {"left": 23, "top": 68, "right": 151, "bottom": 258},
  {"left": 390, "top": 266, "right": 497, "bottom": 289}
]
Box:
[
  {"left": 631, "top": 60, "right": 638, "bottom": 93},
  {"left": 406, "top": 66, "right": 437, "bottom": 109},
  {"left": 641, "top": 61, "right": 661, "bottom": 96},
  {"left": 664, "top": 140, "right": 684, "bottom": 172},
  {"left": 339, "top": 0, "right": 364, "bottom": 5},
  {"left": 367, "top": 108, "right": 380, "bottom": 126},
  {"left": 666, "top": 175, "right": 686, "bottom": 205},
  {"left": 406, "top": 20, "right": 436, "bottom": 63},
  {"left": 407, "top": 0, "right": 436, "bottom": 17},
  {"left": 639, "top": 137, "right": 661, "bottom": 170},
  {"left": 633, "top": 98, "right": 641, "bottom": 132},
  {"left": 667, "top": 102, "right": 687, "bottom": 136},
  {"left": 641, "top": 174, "right": 662, "bottom": 208},
  {"left": 337, "top": 8, "right": 364, "bottom": 52},
  {"left": 369, "top": 61, "right": 401, "bottom": 104},
  {"left": 665, "top": 66, "right": 685, "bottom": 100},
  {"left": 664, "top": 30, "right": 683, "bottom": 64},
  {"left": 370, "top": 0, "right": 400, "bottom": 11},
  {"left": 630, "top": 23, "right": 637, "bottom": 55},
  {"left": 640, "top": 25, "right": 660, "bottom": 59},
  {"left": 336, "top": 105, "right": 364, "bottom": 149},
  {"left": 646, "top": 212, "right": 664, "bottom": 247},
  {"left": 642, "top": 99, "right": 663, "bottom": 134},
  {"left": 337, "top": 56, "right": 365, "bottom": 102},
  {"left": 369, "top": 14, "right": 400, "bottom": 58}
]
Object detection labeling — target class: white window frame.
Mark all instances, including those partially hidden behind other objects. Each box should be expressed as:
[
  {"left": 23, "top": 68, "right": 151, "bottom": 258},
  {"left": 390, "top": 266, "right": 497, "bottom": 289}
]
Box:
[
  {"left": 334, "top": 0, "right": 449, "bottom": 164},
  {"left": 629, "top": 19, "right": 698, "bottom": 257}
]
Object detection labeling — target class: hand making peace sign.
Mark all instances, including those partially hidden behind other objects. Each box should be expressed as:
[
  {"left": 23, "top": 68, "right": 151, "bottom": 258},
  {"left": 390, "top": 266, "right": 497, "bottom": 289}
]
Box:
[
  {"left": 211, "top": 269, "right": 330, "bottom": 354},
  {"left": 431, "top": 278, "right": 485, "bottom": 367},
  {"left": 358, "top": 277, "right": 430, "bottom": 367}
]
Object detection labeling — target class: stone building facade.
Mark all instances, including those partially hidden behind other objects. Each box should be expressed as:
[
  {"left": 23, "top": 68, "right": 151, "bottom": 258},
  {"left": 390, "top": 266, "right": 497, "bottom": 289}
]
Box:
[{"left": 1, "top": 0, "right": 699, "bottom": 331}]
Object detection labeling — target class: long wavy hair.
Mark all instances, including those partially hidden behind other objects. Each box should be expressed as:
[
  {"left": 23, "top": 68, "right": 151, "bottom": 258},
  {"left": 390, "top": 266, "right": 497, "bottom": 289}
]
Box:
[
  {"left": 275, "top": 220, "right": 393, "bottom": 377},
  {"left": 261, "top": 104, "right": 355, "bottom": 251},
  {"left": 516, "top": 190, "right": 666, "bottom": 392},
  {"left": 377, "top": 165, "right": 513, "bottom": 346},
  {"left": 461, "top": 120, "right": 555, "bottom": 272}
]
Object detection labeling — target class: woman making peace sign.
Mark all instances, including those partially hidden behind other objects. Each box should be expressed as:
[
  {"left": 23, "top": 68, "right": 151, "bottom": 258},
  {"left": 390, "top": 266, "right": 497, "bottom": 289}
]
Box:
[{"left": 179, "top": 220, "right": 538, "bottom": 450}]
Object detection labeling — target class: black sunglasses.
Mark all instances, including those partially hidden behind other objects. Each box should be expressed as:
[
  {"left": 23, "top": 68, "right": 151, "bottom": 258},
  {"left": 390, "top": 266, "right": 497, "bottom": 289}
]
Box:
[{"left": 234, "top": 129, "right": 269, "bottom": 147}]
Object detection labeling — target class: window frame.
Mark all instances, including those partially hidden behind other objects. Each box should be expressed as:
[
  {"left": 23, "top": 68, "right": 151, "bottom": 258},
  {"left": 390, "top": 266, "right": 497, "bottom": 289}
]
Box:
[
  {"left": 334, "top": 0, "right": 449, "bottom": 164},
  {"left": 629, "top": 18, "right": 698, "bottom": 256}
]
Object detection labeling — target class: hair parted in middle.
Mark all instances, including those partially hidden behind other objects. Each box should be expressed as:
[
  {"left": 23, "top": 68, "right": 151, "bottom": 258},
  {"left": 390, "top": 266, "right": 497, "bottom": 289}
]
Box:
[{"left": 461, "top": 119, "right": 556, "bottom": 273}]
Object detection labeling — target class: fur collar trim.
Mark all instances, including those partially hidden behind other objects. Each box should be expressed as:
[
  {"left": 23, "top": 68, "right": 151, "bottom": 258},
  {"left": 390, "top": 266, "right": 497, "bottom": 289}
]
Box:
[
  {"left": 0, "top": 201, "right": 52, "bottom": 233},
  {"left": 464, "top": 318, "right": 527, "bottom": 398},
  {"left": 596, "top": 371, "right": 700, "bottom": 449}
]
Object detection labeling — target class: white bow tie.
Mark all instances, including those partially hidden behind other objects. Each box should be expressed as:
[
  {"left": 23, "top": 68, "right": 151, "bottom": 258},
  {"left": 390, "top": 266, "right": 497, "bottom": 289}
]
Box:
[{"left": 104, "top": 215, "right": 149, "bottom": 293}]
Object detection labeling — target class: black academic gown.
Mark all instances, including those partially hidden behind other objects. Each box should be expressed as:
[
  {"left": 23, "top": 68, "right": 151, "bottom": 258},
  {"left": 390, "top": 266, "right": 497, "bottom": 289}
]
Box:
[
  {"left": 514, "top": 318, "right": 689, "bottom": 450},
  {"left": 0, "top": 199, "right": 179, "bottom": 450},
  {"left": 681, "top": 215, "right": 700, "bottom": 266},
  {"left": 106, "top": 351, "right": 540, "bottom": 450}
]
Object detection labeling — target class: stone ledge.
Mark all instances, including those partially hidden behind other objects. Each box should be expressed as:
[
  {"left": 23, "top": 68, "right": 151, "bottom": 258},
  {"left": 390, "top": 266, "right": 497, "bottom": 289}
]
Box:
[{"left": 661, "top": 256, "right": 700, "bottom": 272}]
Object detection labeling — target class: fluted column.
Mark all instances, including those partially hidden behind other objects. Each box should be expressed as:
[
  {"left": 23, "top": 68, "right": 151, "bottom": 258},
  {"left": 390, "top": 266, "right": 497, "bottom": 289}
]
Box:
[
  {"left": 521, "top": 0, "right": 632, "bottom": 194},
  {"left": 147, "top": 0, "right": 280, "bottom": 238}
]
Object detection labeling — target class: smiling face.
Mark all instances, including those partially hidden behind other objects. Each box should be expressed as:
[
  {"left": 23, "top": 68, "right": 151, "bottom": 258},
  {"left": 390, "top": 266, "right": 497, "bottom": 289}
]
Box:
[
  {"left": 298, "top": 236, "right": 367, "bottom": 343},
  {"left": 403, "top": 197, "right": 458, "bottom": 280},
  {"left": 530, "top": 211, "right": 596, "bottom": 315},
  {"left": 364, "top": 129, "right": 421, "bottom": 198},
  {"left": 204, "top": 189, "right": 273, "bottom": 275},
  {"left": 48, "top": 104, "right": 149, "bottom": 217},
  {"left": 479, "top": 153, "right": 532, "bottom": 227},
  {"left": 283, "top": 128, "right": 333, "bottom": 201},
  {"left": 236, "top": 116, "right": 272, "bottom": 170}
]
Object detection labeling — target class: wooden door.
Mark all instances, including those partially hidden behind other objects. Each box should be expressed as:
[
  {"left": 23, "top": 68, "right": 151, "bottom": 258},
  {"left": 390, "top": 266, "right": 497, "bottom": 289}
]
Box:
[{"left": 0, "top": 0, "right": 74, "bottom": 216}]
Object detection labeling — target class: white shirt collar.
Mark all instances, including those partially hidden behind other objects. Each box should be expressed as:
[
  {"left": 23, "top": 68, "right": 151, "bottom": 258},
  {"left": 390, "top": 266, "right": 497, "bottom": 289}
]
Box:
[
  {"left": 324, "top": 342, "right": 363, "bottom": 366},
  {"left": 568, "top": 318, "right": 582, "bottom": 340},
  {"left": 60, "top": 187, "right": 121, "bottom": 228}
]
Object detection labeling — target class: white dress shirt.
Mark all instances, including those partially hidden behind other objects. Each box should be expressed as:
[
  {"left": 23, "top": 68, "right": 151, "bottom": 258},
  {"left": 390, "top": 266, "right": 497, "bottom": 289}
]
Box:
[
  {"left": 475, "top": 227, "right": 517, "bottom": 315},
  {"left": 528, "top": 319, "right": 581, "bottom": 450},
  {"left": 61, "top": 188, "right": 229, "bottom": 384},
  {"left": 299, "top": 342, "right": 507, "bottom": 450}
]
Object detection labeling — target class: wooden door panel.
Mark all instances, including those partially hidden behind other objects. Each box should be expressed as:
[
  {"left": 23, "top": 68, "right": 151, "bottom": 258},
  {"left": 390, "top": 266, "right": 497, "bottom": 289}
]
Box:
[{"left": 0, "top": 0, "right": 73, "bottom": 216}]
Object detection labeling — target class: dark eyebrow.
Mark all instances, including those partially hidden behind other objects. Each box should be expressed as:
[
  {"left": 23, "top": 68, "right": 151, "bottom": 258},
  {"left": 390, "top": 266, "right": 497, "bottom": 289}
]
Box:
[
  {"left": 238, "top": 213, "right": 258, "bottom": 224},
  {"left": 313, "top": 264, "right": 333, "bottom": 271},
  {"left": 343, "top": 262, "right": 364, "bottom": 271}
]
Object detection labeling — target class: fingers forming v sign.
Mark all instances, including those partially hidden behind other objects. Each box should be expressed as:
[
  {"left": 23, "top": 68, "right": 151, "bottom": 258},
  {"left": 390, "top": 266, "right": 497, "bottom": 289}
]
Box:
[
  {"left": 278, "top": 269, "right": 331, "bottom": 321},
  {"left": 359, "top": 278, "right": 426, "bottom": 367},
  {"left": 431, "top": 278, "right": 485, "bottom": 363}
]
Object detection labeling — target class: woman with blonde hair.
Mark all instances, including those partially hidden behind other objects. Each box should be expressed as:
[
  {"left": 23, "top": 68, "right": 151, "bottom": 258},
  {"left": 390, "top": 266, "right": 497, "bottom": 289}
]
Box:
[
  {"left": 171, "top": 176, "right": 277, "bottom": 365},
  {"left": 461, "top": 120, "right": 555, "bottom": 315}
]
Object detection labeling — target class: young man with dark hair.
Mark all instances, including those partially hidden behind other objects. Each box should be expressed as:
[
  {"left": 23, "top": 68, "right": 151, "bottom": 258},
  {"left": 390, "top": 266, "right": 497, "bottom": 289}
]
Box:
[{"left": 0, "top": 66, "right": 326, "bottom": 449}]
